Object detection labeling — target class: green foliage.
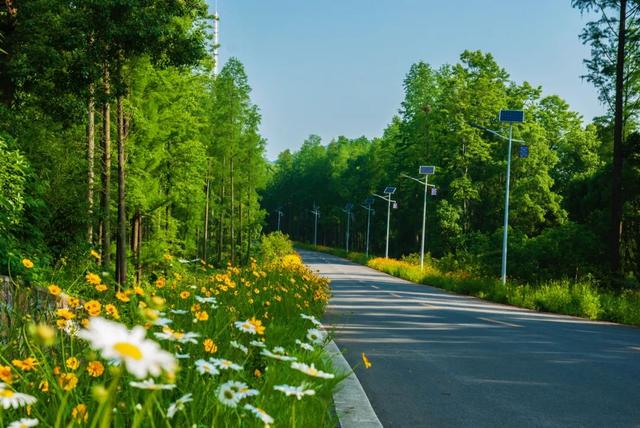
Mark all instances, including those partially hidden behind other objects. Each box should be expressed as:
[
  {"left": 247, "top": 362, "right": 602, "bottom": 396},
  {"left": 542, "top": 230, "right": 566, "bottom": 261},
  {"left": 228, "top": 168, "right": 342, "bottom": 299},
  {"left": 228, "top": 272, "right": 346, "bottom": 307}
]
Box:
[
  {"left": 0, "top": 136, "right": 27, "bottom": 235},
  {"left": 260, "top": 232, "right": 295, "bottom": 263}
]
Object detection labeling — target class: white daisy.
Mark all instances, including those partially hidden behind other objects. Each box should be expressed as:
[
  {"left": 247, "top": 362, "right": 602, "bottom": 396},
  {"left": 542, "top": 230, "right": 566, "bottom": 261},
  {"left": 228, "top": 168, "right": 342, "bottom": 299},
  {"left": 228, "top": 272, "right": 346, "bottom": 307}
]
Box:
[
  {"left": 260, "top": 349, "right": 297, "bottom": 362},
  {"left": 306, "top": 328, "right": 327, "bottom": 345},
  {"left": 216, "top": 381, "right": 251, "bottom": 408},
  {"left": 273, "top": 383, "right": 316, "bottom": 400},
  {"left": 78, "top": 317, "right": 176, "bottom": 378},
  {"left": 195, "top": 359, "right": 220, "bottom": 376},
  {"left": 230, "top": 340, "right": 249, "bottom": 354},
  {"left": 290, "top": 362, "right": 335, "bottom": 379},
  {"left": 153, "top": 317, "right": 173, "bottom": 327},
  {"left": 210, "top": 357, "right": 243, "bottom": 371},
  {"left": 235, "top": 320, "right": 257, "bottom": 334},
  {"left": 243, "top": 404, "right": 274, "bottom": 426},
  {"left": 273, "top": 346, "right": 285, "bottom": 354},
  {"left": 169, "top": 309, "right": 188, "bottom": 315},
  {"left": 300, "top": 313, "right": 322, "bottom": 327},
  {"left": 295, "top": 339, "right": 315, "bottom": 351},
  {"left": 249, "top": 340, "right": 266, "bottom": 348},
  {"left": 175, "top": 353, "right": 191, "bottom": 359},
  {"left": 129, "top": 379, "right": 176, "bottom": 390},
  {"left": 0, "top": 384, "right": 37, "bottom": 409},
  {"left": 195, "top": 295, "right": 218, "bottom": 307},
  {"left": 8, "top": 418, "right": 39, "bottom": 428},
  {"left": 167, "top": 393, "right": 192, "bottom": 419}
]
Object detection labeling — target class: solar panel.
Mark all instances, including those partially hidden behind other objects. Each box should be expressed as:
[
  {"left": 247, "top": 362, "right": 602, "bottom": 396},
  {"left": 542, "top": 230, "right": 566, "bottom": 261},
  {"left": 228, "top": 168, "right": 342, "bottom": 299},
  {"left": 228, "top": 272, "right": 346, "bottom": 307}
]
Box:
[
  {"left": 364, "top": 197, "right": 374, "bottom": 206},
  {"left": 499, "top": 110, "right": 525, "bottom": 123},
  {"left": 345, "top": 203, "right": 354, "bottom": 211},
  {"left": 419, "top": 165, "right": 435, "bottom": 175},
  {"left": 384, "top": 186, "right": 396, "bottom": 194}
]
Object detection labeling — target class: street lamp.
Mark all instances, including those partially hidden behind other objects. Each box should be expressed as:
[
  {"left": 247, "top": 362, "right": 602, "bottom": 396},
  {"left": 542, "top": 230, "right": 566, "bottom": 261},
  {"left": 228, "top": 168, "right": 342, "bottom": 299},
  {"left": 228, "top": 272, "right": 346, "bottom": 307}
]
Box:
[
  {"left": 361, "top": 197, "right": 374, "bottom": 258},
  {"left": 373, "top": 186, "right": 397, "bottom": 258},
  {"left": 470, "top": 109, "right": 525, "bottom": 284},
  {"left": 275, "top": 208, "right": 284, "bottom": 232},
  {"left": 342, "top": 203, "right": 354, "bottom": 252},
  {"left": 402, "top": 165, "right": 436, "bottom": 271},
  {"left": 310, "top": 205, "right": 320, "bottom": 246}
]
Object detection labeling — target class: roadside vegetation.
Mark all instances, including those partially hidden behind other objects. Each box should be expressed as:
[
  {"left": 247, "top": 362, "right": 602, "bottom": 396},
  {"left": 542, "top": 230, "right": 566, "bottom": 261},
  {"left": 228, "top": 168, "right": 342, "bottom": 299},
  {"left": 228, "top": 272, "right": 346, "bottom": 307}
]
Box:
[
  {"left": 299, "top": 243, "right": 640, "bottom": 326},
  {"left": 0, "top": 234, "right": 339, "bottom": 427}
]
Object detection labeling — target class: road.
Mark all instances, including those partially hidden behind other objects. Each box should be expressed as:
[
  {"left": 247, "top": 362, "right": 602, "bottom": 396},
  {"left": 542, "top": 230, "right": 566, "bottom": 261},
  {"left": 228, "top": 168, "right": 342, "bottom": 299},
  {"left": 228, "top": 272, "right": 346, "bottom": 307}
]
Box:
[{"left": 298, "top": 249, "right": 640, "bottom": 428}]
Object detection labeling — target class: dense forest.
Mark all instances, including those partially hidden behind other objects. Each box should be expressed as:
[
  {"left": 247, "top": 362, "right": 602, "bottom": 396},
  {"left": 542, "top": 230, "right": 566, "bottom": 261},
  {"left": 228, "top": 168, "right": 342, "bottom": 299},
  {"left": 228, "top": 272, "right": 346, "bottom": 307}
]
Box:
[
  {"left": 262, "top": 48, "right": 640, "bottom": 286},
  {"left": 0, "top": 1, "right": 268, "bottom": 283}
]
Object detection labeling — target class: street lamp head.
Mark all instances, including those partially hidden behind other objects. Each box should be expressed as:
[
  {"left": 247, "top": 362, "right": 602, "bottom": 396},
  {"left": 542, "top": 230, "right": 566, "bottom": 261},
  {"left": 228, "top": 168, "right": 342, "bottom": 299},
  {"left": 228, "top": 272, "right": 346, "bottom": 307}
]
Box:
[
  {"left": 364, "top": 197, "right": 374, "bottom": 206},
  {"left": 499, "top": 109, "right": 525, "bottom": 123},
  {"left": 345, "top": 203, "right": 354, "bottom": 211},
  {"left": 384, "top": 186, "right": 396, "bottom": 195},
  {"left": 419, "top": 165, "right": 435, "bottom": 175}
]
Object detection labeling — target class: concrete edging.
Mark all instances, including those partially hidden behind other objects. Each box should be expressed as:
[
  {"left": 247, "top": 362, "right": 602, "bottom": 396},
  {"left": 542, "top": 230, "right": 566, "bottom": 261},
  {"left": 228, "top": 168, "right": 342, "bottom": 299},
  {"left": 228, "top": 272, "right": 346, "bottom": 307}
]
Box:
[{"left": 326, "top": 340, "right": 383, "bottom": 428}]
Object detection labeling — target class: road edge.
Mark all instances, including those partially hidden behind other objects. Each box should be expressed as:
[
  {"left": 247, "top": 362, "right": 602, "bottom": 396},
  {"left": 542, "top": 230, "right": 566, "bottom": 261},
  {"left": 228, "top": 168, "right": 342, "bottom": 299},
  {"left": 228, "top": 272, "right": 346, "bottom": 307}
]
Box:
[{"left": 326, "top": 340, "right": 383, "bottom": 428}]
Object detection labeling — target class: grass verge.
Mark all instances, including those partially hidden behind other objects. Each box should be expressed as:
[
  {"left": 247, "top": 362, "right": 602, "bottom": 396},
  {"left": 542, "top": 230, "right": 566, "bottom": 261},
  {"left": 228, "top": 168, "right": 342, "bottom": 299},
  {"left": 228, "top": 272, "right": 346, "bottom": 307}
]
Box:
[{"left": 296, "top": 243, "right": 640, "bottom": 326}]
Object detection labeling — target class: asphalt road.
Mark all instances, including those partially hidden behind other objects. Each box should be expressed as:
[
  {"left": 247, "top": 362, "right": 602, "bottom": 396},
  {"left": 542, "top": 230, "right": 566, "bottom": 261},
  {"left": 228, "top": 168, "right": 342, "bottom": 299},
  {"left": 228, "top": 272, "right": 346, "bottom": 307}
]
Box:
[{"left": 298, "top": 249, "right": 640, "bottom": 428}]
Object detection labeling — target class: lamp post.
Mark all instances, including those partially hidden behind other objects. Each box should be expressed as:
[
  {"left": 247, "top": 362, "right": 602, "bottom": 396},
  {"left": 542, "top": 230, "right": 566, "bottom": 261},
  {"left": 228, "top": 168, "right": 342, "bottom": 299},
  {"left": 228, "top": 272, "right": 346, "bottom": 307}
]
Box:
[
  {"left": 361, "top": 197, "right": 374, "bottom": 258},
  {"left": 373, "top": 187, "right": 397, "bottom": 258},
  {"left": 310, "top": 205, "right": 320, "bottom": 246},
  {"left": 470, "top": 109, "right": 525, "bottom": 284},
  {"left": 342, "top": 203, "right": 353, "bottom": 252},
  {"left": 402, "top": 166, "right": 436, "bottom": 271},
  {"left": 276, "top": 208, "right": 284, "bottom": 232}
]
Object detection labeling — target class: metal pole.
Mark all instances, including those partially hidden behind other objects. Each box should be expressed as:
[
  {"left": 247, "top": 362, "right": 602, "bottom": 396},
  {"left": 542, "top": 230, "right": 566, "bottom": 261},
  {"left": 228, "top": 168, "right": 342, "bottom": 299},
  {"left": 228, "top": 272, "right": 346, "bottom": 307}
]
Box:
[
  {"left": 366, "top": 207, "right": 371, "bottom": 257},
  {"left": 420, "top": 175, "right": 428, "bottom": 271},
  {"left": 501, "top": 124, "right": 513, "bottom": 284},
  {"left": 385, "top": 196, "right": 391, "bottom": 258},
  {"left": 313, "top": 211, "right": 318, "bottom": 246},
  {"left": 346, "top": 209, "right": 350, "bottom": 252}
]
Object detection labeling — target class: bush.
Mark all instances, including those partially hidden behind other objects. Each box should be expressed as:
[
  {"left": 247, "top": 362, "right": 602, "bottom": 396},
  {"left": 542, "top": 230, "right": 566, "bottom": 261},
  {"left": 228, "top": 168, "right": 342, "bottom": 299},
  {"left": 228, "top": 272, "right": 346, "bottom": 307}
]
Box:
[{"left": 260, "top": 232, "right": 294, "bottom": 262}]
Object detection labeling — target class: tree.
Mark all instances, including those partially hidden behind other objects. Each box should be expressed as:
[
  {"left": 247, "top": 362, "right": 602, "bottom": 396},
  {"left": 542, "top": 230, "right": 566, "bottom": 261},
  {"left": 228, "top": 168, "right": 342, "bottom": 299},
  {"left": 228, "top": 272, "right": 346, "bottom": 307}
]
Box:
[{"left": 572, "top": 0, "right": 640, "bottom": 275}]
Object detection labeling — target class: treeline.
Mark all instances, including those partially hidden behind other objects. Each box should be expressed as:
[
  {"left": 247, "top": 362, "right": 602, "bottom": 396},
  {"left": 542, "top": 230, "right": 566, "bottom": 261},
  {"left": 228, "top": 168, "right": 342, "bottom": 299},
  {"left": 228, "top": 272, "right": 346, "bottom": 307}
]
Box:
[
  {"left": 263, "top": 50, "right": 640, "bottom": 285},
  {"left": 0, "top": 1, "right": 267, "bottom": 282}
]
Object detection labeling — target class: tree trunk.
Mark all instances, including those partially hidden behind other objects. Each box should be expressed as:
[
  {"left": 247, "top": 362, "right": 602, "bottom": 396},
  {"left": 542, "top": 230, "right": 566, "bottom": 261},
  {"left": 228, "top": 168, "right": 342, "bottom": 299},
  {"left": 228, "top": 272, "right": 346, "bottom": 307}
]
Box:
[
  {"left": 86, "top": 84, "right": 95, "bottom": 243},
  {"left": 203, "top": 159, "right": 211, "bottom": 263},
  {"left": 115, "top": 94, "right": 127, "bottom": 286},
  {"left": 611, "top": 0, "right": 627, "bottom": 276},
  {"left": 100, "top": 66, "right": 111, "bottom": 270},
  {"left": 230, "top": 157, "right": 235, "bottom": 265},
  {"left": 217, "top": 157, "right": 226, "bottom": 265},
  {"left": 131, "top": 210, "right": 141, "bottom": 285}
]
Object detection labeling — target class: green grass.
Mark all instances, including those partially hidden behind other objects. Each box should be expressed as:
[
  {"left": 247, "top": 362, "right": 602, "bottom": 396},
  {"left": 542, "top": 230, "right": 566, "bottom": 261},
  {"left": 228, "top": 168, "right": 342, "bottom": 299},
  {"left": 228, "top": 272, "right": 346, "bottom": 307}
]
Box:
[
  {"left": 297, "top": 243, "right": 640, "bottom": 326},
  {"left": 0, "top": 252, "right": 341, "bottom": 427}
]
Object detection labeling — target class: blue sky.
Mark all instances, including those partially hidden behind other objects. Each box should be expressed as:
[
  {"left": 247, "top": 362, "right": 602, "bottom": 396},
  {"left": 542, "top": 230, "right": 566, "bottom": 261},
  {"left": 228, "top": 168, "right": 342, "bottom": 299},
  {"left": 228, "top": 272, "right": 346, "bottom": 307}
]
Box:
[{"left": 208, "top": 1, "right": 604, "bottom": 160}]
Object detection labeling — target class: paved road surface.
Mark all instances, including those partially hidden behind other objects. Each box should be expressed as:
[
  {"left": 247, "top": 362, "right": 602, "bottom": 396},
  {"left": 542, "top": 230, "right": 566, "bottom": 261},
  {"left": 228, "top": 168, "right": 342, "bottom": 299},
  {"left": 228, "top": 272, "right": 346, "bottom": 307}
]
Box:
[{"left": 299, "top": 249, "right": 640, "bottom": 428}]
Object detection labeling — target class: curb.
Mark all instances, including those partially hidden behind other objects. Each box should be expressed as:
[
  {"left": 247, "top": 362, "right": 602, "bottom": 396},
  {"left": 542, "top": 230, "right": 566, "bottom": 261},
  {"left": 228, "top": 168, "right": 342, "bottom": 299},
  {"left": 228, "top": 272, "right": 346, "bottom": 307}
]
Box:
[{"left": 326, "top": 340, "right": 383, "bottom": 428}]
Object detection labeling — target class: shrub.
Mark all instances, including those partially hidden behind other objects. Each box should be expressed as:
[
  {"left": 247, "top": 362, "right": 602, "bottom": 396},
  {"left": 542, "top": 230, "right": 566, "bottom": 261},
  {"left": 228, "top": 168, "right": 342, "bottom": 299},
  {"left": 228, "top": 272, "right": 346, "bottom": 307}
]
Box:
[{"left": 260, "top": 232, "right": 294, "bottom": 262}]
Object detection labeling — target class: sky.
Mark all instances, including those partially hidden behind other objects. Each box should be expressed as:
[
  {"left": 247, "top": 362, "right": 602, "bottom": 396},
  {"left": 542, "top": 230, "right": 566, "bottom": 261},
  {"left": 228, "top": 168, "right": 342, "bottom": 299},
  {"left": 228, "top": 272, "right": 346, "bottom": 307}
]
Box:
[{"left": 208, "top": 0, "right": 605, "bottom": 160}]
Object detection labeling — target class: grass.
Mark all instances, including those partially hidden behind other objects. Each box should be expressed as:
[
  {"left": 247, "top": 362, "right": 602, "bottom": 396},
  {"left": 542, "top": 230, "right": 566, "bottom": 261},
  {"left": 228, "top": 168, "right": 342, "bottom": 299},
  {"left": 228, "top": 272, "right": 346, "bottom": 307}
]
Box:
[
  {"left": 297, "top": 243, "right": 640, "bottom": 326},
  {"left": 0, "top": 252, "right": 342, "bottom": 427}
]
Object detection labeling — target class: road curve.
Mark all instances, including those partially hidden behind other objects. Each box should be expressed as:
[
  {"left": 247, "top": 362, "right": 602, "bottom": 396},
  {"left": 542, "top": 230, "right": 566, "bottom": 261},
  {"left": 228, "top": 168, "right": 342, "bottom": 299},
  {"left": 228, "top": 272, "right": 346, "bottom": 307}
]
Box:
[{"left": 299, "top": 249, "right": 640, "bottom": 428}]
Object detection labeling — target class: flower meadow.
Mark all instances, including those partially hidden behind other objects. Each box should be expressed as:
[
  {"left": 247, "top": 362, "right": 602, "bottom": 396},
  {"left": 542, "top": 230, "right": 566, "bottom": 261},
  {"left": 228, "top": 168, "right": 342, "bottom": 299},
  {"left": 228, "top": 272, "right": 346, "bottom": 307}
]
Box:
[{"left": 0, "top": 253, "right": 341, "bottom": 427}]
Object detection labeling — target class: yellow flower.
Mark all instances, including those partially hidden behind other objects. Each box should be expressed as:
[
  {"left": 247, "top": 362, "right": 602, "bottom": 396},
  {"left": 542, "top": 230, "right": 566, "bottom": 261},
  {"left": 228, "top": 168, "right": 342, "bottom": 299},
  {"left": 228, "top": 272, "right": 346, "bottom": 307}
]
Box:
[
  {"left": 22, "top": 258, "right": 34, "bottom": 269},
  {"left": 84, "top": 300, "right": 101, "bottom": 317},
  {"left": 72, "top": 403, "right": 89, "bottom": 422},
  {"left": 39, "top": 379, "right": 49, "bottom": 392},
  {"left": 95, "top": 283, "right": 108, "bottom": 292},
  {"left": 361, "top": 352, "right": 372, "bottom": 369},
  {"left": 57, "top": 308, "right": 75, "bottom": 320},
  {"left": 180, "top": 291, "right": 190, "bottom": 299},
  {"left": 48, "top": 284, "right": 61, "bottom": 295},
  {"left": 0, "top": 365, "right": 12, "bottom": 383},
  {"left": 195, "top": 311, "right": 209, "bottom": 321},
  {"left": 134, "top": 286, "right": 144, "bottom": 296},
  {"left": 163, "top": 254, "right": 173, "bottom": 261},
  {"left": 249, "top": 317, "right": 266, "bottom": 335},
  {"left": 68, "top": 296, "right": 80, "bottom": 307},
  {"left": 58, "top": 373, "right": 78, "bottom": 391},
  {"left": 105, "top": 304, "right": 120, "bottom": 320},
  {"left": 254, "top": 369, "right": 262, "bottom": 378},
  {"left": 85, "top": 272, "right": 101, "bottom": 286},
  {"left": 115, "top": 291, "right": 130, "bottom": 302},
  {"left": 66, "top": 357, "right": 80, "bottom": 370},
  {"left": 12, "top": 357, "right": 38, "bottom": 371},
  {"left": 86, "top": 361, "right": 104, "bottom": 377},
  {"left": 203, "top": 339, "right": 217, "bottom": 354},
  {"left": 155, "top": 277, "right": 166, "bottom": 288},
  {"left": 90, "top": 249, "right": 101, "bottom": 260}
]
